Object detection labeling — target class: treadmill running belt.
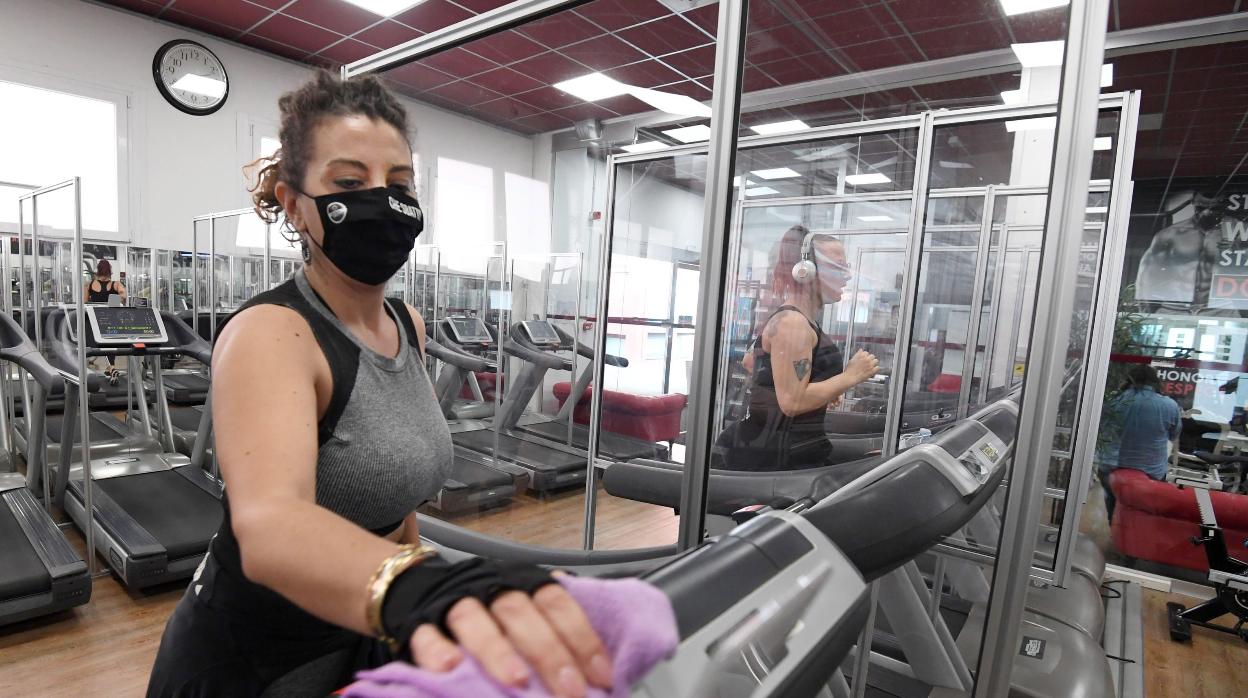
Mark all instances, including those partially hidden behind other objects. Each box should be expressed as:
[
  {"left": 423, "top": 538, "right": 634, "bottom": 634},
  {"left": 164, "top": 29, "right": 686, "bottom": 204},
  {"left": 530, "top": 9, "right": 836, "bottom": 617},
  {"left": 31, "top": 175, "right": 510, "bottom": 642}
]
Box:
[
  {"left": 446, "top": 457, "right": 513, "bottom": 490},
  {"left": 453, "top": 431, "right": 586, "bottom": 471},
  {"left": 168, "top": 406, "right": 205, "bottom": 432},
  {"left": 169, "top": 374, "right": 209, "bottom": 392},
  {"left": 45, "top": 415, "right": 124, "bottom": 445},
  {"left": 96, "top": 471, "right": 222, "bottom": 560},
  {"left": 0, "top": 503, "right": 51, "bottom": 598},
  {"left": 519, "top": 421, "right": 657, "bottom": 460}
]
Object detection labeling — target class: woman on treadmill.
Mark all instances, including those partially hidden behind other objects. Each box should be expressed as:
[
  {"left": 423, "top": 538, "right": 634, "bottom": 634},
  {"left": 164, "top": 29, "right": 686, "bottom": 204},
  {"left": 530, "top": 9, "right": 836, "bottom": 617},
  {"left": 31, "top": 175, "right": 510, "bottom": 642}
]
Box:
[
  {"left": 148, "top": 72, "right": 611, "bottom": 698},
  {"left": 714, "top": 225, "right": 880, "bottom": 471},
  {"left": 84, "top": 259, "right": 126, "bottom": 381}
]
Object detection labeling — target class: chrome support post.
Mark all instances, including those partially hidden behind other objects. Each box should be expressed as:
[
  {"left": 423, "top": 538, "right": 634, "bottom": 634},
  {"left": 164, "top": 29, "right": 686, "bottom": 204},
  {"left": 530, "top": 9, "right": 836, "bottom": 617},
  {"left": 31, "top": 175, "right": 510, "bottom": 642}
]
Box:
[{"left": 583, "top": 160, "right": 617, "bottom": 549}]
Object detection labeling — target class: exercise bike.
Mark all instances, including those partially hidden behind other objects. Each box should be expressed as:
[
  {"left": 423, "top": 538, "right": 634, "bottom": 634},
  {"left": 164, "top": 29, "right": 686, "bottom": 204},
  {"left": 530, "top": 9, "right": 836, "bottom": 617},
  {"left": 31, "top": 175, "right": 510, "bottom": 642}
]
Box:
[{"left": 1165, "top": 466, "right": 1248, "bottom": 643}]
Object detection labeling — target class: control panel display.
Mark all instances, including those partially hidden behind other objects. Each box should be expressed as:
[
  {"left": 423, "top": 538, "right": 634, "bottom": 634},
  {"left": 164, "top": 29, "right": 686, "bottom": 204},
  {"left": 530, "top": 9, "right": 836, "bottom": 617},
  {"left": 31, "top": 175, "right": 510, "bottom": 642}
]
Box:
[
  {"left": 521, "top": 320, "right": 561, "bottom": 346},
  {"left": 447, "top": 317, "right": 492, "bottom": 344},
  {"left": 958, "top": 432, "right": 1007, "bottom": 484},
  {"left": 87, "top": 306, "right": 167, "bottom": 344}
]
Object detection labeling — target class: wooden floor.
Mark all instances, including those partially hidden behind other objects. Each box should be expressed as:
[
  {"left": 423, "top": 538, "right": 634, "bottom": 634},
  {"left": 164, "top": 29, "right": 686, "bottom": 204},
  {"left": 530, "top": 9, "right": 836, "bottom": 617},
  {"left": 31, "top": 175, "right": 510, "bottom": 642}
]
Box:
[
  {"left": 0, "top": 489, "right": 677, "bottom": 696},
  {"left": 3, "top": 488, "right": 1247, "bottom": 697}
]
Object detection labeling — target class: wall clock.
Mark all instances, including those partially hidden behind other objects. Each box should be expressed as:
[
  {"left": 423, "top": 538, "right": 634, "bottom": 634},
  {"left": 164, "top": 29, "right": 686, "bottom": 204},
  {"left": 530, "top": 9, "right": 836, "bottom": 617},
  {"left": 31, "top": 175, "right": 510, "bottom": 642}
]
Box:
[{"left": 153, "top": 39, "right": 229, "bottom": 116}]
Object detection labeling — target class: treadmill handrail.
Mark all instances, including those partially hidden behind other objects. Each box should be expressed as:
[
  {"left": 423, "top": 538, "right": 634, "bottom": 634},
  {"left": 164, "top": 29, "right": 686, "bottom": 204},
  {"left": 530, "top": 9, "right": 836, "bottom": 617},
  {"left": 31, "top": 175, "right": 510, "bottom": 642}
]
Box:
[
  {"left": 0, "top": 313, "right": 64, "bottom": 392},
  {"left": 502, "top": 334, "right": 570, "bottom": 371},
  {"left": 425, "top": 338, "right": 496, "bottom": 373},
  {"left": 44, "top": 310, "right": 107, "bottom": 393},
  {"left": 550, "top": 324, "right": 629, "bottom": 368},
  {"left": 159, "top": 312, "right": 213, "bottom": 366}
]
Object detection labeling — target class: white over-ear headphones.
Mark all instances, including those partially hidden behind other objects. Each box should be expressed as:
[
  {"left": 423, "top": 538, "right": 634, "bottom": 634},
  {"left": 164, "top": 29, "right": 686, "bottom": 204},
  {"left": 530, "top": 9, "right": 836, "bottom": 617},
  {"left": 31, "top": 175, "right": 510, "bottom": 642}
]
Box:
[{"left": 791, "top": 231, "right": 819, "bottom": 284}]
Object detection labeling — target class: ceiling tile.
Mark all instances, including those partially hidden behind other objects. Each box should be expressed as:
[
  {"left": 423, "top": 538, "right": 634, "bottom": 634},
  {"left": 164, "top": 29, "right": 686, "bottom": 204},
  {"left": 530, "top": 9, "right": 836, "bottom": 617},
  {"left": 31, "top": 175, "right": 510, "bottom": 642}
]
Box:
[
  {"left": 910, "top": 21, "right": 1010, "bottom": 60},
  {"left": 511, "top": 51, "right": 593, "bottom": 84},
  {"left": 552, "top": 102, "right": 620, "bottom": 122},
  {"left": 559, "top": 34, "right": 647, "bottom": 71},
  {"left": 426, "top": 79, "right": 504, "bottom": 107},
  {"left": 658, "top": 44, "right": 716, "bottom": 79},
  {"left": 754, "top": 52, "right": 846, "bottom": 88},
  {"left": 395, "top": 0, "right": 474, "bottom": 33},
  {"left": 574, "top": 0, "right": 671, "bottom": 32},
  {"left": 248, "top": 13, "right": 342, "bottom": 53},
  {"left": 1007, "top": 9, "right": 1067, "bottom": 43},
  {"left": 454, "top": 0, "right": 514, "bottom": 12},
  {"left": 886, "top": 0, "right": 1001, "bottom": 32},
  {"left": 746, "top": 25, "right": 821, "bottom": 64},
  {"left": 518, "top": 11, "right": 604, "bottom": 48},
  {"left": 420, "top": 46, "right": 498, "bottom": 78},
  {"left": 385, "top": 61, "right": 456, "bottom": 91},
  {"left": 743, "top": 66, "right": 779, "bottom": 92},
  {"left": 315, "top": 38, "right": 377, "bottom": 63},
  {"left": 102, "top": 0, "right": 167, "bottom": 12},
  {"left": 808, "top": 6, "right": 906, "bottom": 47},
  {"left": 283, "top": 0, "right": 379, "bottom": 35},
  {"left": 162, "top": 9, "right": 241, "bottom": 39},
  {"left": 838, "top": 38, "right": 923, "bottom": 72},
  {"left": 681, "top": 5, "right": 719, "bottom": 35},
  {"left": 464, "top": 31, "right": 547, "bottom": 64},
  {"left": 512, "top": 112, "right": 574, "bottom": 133},
  {"left": 167, "top": 0, "right": 271, "bottom": 31},
  {"left": 469, "top": 97, "right": 544, "bottom": 121},
  {"left": 1117, "top": 0, "right": 1237, "bottom": 30},
  {"left": 354, "top": 20, "right": 421, "bottom": 49},
  {"left": 514, "top": 85, "right": 576, "bottom": 111},
  {"left": 467, "top": 67, "right": 545, "bottom": 94},
  {"left": 617, "top": 15, "right": 711, "bottom": 56},
  {"left": 244, "top": 0, "right": 288, "bottom": 8},
  {"left": 236, "top": 32, "right": 309, "bottom": 61},
  {"left": 606, "top": 59, "right": 684, "bottom": 88}
]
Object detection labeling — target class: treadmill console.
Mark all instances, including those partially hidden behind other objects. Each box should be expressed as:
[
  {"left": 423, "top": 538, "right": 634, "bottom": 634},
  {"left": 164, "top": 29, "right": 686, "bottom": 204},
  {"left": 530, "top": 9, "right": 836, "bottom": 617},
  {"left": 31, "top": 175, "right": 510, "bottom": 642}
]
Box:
[
  {"left": 87, "top": 305, "right": 168, "bottom": 345},
  {"left": 446, "top": 317, "right": 492, "bottom": 345},
  {"left": 956, "top": 431, "right": 1008, "bottom": 484},
  {"left": 520, "top": 320, "right": 561, "bottom": 347}
]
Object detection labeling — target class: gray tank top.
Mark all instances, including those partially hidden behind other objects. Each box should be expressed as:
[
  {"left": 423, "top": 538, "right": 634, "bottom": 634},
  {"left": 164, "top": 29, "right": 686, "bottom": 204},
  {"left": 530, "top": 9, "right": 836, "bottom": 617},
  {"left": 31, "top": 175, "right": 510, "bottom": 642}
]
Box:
[{"left": 271, "top": 271, "right": 453, "bottom": 529}]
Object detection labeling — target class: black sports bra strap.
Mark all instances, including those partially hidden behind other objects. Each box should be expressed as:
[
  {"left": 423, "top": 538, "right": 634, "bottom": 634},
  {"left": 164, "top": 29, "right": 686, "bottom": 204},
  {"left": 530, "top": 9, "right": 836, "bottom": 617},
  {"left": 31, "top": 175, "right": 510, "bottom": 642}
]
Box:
[{"left": 384, "top": 297, "right": 423, "bottom": 360}]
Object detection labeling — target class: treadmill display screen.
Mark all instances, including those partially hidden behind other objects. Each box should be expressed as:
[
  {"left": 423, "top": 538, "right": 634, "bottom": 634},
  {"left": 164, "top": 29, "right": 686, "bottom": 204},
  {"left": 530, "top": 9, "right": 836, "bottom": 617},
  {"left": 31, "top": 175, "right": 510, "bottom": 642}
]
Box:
[
  {"left": 522, "top": 321, "right": 560, "bottom": 346},
  {"left": 90, "top": 306, "right": 166, "bottom": 343},
  {"left": 448, "top": 317, "right": 492, "bottom": 344},
  {"left": 958, "top": 433, "right": 1007, "bottom": 484}
]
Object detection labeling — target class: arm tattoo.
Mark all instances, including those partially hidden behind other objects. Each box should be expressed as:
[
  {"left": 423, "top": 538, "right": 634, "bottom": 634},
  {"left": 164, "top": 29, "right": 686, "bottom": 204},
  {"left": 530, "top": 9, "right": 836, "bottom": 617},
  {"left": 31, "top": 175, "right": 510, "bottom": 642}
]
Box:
[{"left": 793, "top": 359, "right": 811, "bottom": 381}]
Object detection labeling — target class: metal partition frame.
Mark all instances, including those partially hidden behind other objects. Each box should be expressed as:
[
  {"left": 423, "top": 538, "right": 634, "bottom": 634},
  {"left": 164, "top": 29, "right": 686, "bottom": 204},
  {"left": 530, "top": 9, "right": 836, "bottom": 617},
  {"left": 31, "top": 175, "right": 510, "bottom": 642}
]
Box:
[
  {"left": 191, "top": 208, "right": 254, "bottom": 342},
  {"left": 17, "top": 178, "right": 95, "bottom": 576}
]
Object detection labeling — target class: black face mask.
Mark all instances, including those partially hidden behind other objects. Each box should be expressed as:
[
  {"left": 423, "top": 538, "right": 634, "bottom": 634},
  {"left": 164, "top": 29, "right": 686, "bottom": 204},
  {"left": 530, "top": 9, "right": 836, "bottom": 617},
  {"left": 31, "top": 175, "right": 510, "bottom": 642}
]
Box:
[{"left": 299, "top": 185, "right": 424, "bottom": 285}]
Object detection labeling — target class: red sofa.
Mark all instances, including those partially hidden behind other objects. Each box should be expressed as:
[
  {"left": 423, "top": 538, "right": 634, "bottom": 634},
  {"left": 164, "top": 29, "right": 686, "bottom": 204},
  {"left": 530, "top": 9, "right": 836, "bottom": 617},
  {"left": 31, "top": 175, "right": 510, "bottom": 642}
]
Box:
[
  {"left": 552, "top": 382, "right": 687, "bottom": 443},
  {"left": 1109, "top": 468, "right": 1248, "bottom": 572}
]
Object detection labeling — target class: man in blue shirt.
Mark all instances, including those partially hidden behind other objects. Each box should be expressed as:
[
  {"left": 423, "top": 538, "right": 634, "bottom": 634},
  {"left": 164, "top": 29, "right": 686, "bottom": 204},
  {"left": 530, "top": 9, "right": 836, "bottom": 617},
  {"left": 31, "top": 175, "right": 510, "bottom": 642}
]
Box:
[{"left": 1097, "top": 364, "right": 1181, "bottom": 523}]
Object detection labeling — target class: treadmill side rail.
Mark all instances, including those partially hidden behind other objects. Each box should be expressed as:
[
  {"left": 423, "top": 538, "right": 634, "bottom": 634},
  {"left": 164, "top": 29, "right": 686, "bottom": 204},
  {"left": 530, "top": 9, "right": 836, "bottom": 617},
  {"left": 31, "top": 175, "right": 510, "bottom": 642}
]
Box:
[
  {"left": 4, "top": 488, "right": 86, "bottom": 579},
  {"left": 175, "top": 464, "right": 224, "bottom": 499}
]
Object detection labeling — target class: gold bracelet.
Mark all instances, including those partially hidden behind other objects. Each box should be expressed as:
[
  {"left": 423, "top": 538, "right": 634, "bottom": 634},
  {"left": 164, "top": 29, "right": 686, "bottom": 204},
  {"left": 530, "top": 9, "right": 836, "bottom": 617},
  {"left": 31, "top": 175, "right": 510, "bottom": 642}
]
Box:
[{"left": 366, "top": 543, "right": 438, "bottom": 650}]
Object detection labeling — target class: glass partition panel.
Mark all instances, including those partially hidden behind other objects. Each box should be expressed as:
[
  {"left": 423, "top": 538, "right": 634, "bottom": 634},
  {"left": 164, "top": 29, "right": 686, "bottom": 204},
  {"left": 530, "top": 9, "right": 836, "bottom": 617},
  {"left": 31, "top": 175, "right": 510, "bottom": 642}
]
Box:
[{"left": 127, "top": 246, "right": 153, "bottom": 304}]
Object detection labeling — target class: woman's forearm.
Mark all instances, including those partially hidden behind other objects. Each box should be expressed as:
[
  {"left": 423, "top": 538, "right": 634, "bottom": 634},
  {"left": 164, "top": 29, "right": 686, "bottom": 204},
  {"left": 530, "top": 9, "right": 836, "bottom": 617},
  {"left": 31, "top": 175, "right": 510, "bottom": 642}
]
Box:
[
  {"left": 233, "top": 498, "right": 402, "bottom": 635},
  {"left": 782, "top": 373, "right": 856, "bottom": 415}
]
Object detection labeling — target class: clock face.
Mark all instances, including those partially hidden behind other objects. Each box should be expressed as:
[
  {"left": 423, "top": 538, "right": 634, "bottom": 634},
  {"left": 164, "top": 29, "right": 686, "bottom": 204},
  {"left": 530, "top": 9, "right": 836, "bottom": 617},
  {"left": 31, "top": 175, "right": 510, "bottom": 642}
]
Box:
[{"left": 153, "top": 40, "right": 228, "bottom": 115}]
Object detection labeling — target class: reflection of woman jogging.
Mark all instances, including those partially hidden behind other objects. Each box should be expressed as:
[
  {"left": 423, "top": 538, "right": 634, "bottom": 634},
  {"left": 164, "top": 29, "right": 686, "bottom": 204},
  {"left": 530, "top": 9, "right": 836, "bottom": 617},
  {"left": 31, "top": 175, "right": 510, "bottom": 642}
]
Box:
[
  {"left": 714, "top": 225, "right": 879, "bottom": 471},
  {"left": 84, "top": 259, "right": 126, "bottom": 382}
]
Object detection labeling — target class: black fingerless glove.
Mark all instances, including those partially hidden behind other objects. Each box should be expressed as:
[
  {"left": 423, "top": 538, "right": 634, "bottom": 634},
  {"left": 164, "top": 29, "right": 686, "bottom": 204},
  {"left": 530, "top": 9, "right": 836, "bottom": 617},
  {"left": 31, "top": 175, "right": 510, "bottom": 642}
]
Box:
[{"left": 381, "top": 557, "right": 556, "bottom": 658}]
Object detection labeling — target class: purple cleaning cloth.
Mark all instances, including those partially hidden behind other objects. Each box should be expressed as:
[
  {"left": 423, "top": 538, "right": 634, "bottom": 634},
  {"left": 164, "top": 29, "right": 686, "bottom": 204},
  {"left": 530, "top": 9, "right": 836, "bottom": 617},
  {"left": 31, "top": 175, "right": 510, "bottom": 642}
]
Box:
[{"left": 342, "top": 575, "right": 678, "bottom": 698}]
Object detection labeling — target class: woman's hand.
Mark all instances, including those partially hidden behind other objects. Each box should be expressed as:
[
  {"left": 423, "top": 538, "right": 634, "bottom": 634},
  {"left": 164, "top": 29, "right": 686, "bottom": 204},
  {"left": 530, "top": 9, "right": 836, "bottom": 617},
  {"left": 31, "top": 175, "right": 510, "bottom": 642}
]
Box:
[
  {"left": 409, "top": 586, "right": 613, "bottom": 698},
  {"left": 845, "top": 349, "right": 880, "bottom": 385}
]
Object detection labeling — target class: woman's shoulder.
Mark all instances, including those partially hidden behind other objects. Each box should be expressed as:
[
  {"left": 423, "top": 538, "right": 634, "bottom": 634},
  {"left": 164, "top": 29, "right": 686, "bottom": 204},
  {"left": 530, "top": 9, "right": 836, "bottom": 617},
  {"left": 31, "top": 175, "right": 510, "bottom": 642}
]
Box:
[{"left": 216, "top": 304, "right": 318, "bottom": 358}]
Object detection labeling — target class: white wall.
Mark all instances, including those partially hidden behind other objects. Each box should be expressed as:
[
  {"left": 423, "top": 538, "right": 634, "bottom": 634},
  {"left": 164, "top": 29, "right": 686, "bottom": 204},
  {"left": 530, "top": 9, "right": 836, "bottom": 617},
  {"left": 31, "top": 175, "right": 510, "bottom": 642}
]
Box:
[{"left": 0, "top": 0, "right": 538, "bottom": 252}]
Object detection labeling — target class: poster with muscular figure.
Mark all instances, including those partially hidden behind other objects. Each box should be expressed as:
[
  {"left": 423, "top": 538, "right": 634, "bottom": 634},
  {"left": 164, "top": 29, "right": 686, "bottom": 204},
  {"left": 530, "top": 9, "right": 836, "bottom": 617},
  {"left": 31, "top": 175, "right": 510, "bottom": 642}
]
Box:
[{"left": 1130, "top": 181, "right": 1248, "bottom": 313}]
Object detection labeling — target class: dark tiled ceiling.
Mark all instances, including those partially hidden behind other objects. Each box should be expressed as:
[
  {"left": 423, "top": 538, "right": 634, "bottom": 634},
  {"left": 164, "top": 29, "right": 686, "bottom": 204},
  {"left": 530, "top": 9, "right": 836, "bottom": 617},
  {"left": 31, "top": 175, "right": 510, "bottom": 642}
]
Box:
[{"left": 100, "top": 0, "right": 1245, "bottom": 187}]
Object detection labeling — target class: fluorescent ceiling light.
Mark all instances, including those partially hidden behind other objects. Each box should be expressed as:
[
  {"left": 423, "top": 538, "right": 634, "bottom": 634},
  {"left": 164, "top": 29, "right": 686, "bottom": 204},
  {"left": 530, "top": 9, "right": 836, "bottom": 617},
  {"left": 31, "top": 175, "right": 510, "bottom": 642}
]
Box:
[
  {"left": 627, "top": 86, "right": 712, "bottom": 118},
  {"left": 1005, "top": 116, "right": 1057, "bottom": 132},
  {"left": 1086, "top": 206, "right": 1108, "bottom": 214},
  {"left": 1093, "top": 136, "right": 1113, "bottom": 151},
  {"left": 750, "top": 120, "right": 810, "bottom": 136},
  {"left": 845, "top": 173, "right": 891, "bottom": 186},
  {"left": 1001, "top": 89, "right": 1024, "bottom": 105},
  {"left": 751, "top": 167, "right": 801, "bottom": 180},
  {"left": 797, "top": 143, "right": 854, "bottom": 162},
  {"left": 1101, "top": 63, "right": 1114, "bottom": 87},
  {"left": 871, "top": 156, "right": 898, "bottom": 168},
  {"left": 170, "top": 74, "right": 226, "bottom": 99},
  {"left": 732, "top": 176, "right": 756, "bottom": 187},
  {"left": 1012, "top": 41, "right": 1064, "bottom": 68},
  {"left": 662, "top": 124, "right": 712, "bottom": 143},
  {"left": 746, "top": 187, "right": 779, "bottom": 197},
  {"left": 554, "top": 72, "right": 628, "bottom": 102},
  {"left": 341, "top": 0, "right": 427, "bottom": 17},
  {"left": 858, "top": 215, "right": 893, "bottom": 222},
  {"left": 938, "top": 161, "right": 974, "bottom": 169},
  {"left": 620, "top": 141, "right": 668, "bottom": 154},
  {"left": 998, "top": 0, "right": 1068, "bottom": 16}
]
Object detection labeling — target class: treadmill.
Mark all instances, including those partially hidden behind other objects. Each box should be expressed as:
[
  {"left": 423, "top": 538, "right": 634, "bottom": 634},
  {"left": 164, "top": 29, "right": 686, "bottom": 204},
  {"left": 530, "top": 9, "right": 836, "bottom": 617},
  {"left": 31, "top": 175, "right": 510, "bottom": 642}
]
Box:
[
  {"left": 503, "top": 319, "right": 667, "bottom": 461},
  {"left": 0, "top": 312, "right": 91, "bottom": 625},
  {"left": 52, "top": 305, "right": 224, "bottom": 590},
  {"left": 438, "top": 320, "right": 594, "bottom": 492}
]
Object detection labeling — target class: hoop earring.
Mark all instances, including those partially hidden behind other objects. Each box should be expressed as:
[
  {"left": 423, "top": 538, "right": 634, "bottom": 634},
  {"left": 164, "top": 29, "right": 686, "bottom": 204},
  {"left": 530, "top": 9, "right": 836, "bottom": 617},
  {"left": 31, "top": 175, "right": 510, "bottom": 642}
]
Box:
[{"left": 300, "top": 239, "right": 311, "bottom": 263}]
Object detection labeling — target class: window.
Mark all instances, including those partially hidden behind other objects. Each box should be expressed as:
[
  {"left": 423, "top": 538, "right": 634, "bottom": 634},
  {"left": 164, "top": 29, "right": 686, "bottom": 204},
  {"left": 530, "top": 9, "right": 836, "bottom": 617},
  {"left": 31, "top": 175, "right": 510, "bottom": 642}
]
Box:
[
  {"left": 605, "top": 333, "right": 626, "bottom": 357},
  {"left": 435, "top": 157, "right": 494, "bottom": 272},
  {"left": 0, "top": 77, "right": 125, "bottom": 237},
  {"left": 643, "top": 332, "right": 667, "bottom": 360}
]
